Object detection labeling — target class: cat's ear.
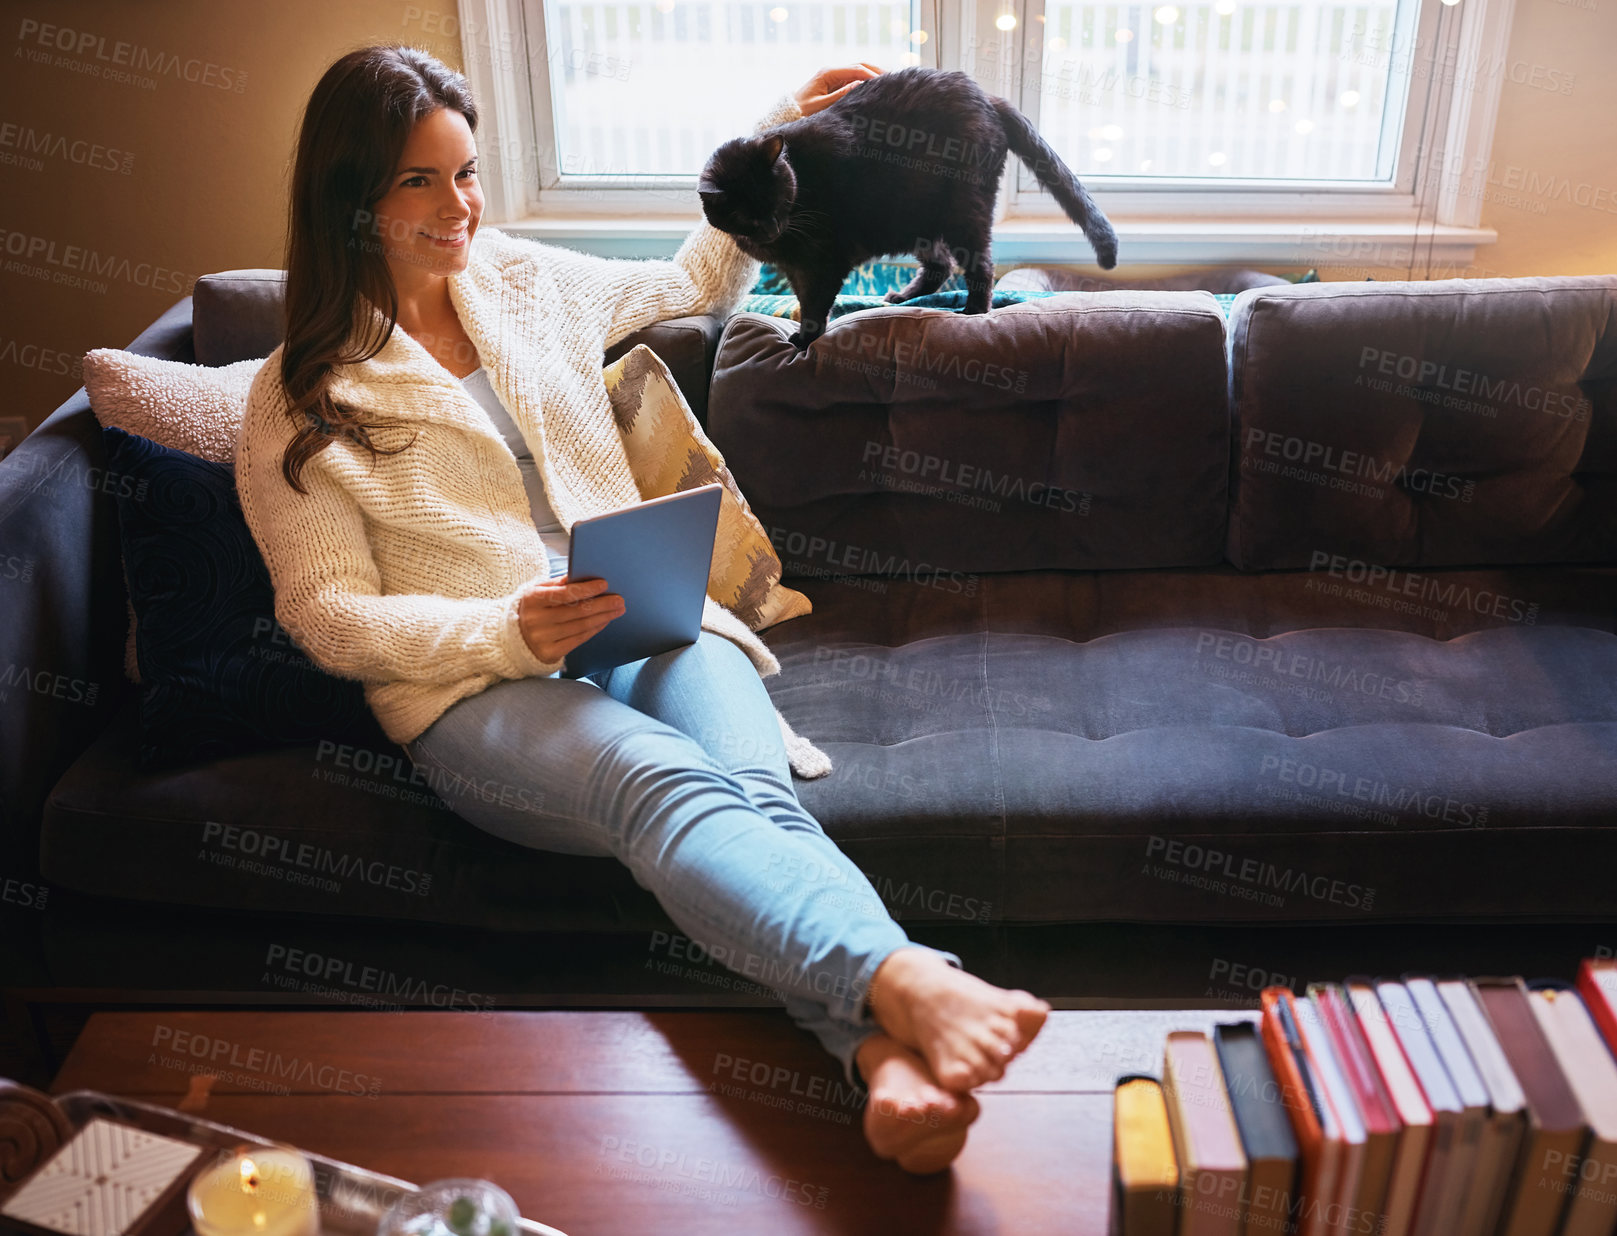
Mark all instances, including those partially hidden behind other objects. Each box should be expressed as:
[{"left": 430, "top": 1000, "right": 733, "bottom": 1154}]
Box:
[
  {"left": 697, "top": 175, "right": 721, "bottom": 194},
  {"left": 760, "top": 134, "right": 784, "bottom": 165}
]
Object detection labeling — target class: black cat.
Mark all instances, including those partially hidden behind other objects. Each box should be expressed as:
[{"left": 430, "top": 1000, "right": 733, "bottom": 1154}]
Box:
[{"left": 698, "top": 66, "right": 1118, "bottom": 351}]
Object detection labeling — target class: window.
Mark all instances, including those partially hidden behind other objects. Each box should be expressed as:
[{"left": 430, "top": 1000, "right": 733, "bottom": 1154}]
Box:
[
  {"left": 455, "top": 0, "right": 1510, "bottom": 264},
  {"left": 994, "top": 0, "right": 1418, "bottom": 182},
  {"left": 542, "top": 0, "right": 933, "bottom": 177}
]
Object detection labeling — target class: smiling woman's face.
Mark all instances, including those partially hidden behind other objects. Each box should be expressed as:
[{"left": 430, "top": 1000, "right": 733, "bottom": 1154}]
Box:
[{"left": 369, "top": 106, "right": 482, "bottom": 286}]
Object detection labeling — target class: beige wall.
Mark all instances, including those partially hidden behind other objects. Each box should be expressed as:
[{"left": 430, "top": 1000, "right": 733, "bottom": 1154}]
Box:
[
  {"left": 1310, "top": 0, "right": 1617, "bottom": 282},
  {"left": 1463, "top": 0, "right": 1617, "bottom": 278},
  {"left": 2, "top": 0, "right": 1612, "bottom": 434},
  {"left": 0, "top": 0, "right": 465, "bottom": 434}
]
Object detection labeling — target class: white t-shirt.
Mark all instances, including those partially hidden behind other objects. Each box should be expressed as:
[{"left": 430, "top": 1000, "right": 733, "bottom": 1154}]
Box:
[
  {"left": 459, "top": 365, "right": 570, "bottom": 580},
  {"left": 461, "top": 365, "right": 601, "bottom": 683}
]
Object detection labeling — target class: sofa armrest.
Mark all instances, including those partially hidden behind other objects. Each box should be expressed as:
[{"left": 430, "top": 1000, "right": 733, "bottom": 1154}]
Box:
[
  {"left": 604, "top": 314, "right": 724, "bottom": 428},
  {"left": 0, "top": 295, "right": 193, "bottom": 879}
]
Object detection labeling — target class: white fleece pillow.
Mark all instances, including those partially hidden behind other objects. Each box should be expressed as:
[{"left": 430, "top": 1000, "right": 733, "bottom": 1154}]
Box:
[
  {"left": 81, "top": 349, "right": 266, "bottom": 683},
  {"left": 82, "top": 349, "right": 264, "bottom": 463}
]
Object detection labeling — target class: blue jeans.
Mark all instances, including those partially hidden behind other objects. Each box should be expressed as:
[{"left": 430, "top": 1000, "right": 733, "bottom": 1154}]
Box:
[{"left": 402, "top": 629, "right": 962, "bottom": 1088}]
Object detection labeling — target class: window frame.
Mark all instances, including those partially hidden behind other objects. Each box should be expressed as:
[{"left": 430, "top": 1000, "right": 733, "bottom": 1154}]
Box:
[{"left": 456, "top": 0, "right": 1514, "bottom": 266}]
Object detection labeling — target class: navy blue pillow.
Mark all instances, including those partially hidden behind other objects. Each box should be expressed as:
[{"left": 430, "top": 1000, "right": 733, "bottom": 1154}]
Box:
[{"left": 103, "top": 424, "right": 392, "bottom": 769}]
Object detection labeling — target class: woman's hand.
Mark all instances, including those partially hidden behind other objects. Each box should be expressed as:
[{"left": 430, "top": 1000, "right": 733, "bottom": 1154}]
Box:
[
  {"left": 517, "top": 576, "right": 625, "bottom": 665},
  {"left": 794, "top": 63, "right": 883, "bottom": 116}
]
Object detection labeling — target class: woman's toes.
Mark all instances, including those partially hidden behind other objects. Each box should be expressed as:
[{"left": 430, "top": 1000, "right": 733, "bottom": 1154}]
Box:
[
  {"left": 972, "top": 1048, "right": 1008, "bottom": 1084},
  {"left": 987, "top": 1029, "right": 1016, "bottom": 1062},
  {"left": 931, "top": 1050, "right": 981, "bottom": 1091},
  {"left": 922, "top": 1032, "right": 984, "bottom": 1091},
  {"left": 1014, "top": 995, "right": 1051, "bottom": 1035}
]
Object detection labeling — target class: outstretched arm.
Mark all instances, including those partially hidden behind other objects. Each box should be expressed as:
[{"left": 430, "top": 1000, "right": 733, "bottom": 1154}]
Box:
[
  {"left": 548, "top": 64, "right": 886, "bottom": 347},
  {"left": 564, "top": 94, "right": 803, "bottom": 349}
]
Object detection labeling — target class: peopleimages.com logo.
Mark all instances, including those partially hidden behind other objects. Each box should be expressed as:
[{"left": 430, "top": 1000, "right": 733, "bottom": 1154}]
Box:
[
  {"left": 1258, "top": 755, "right": 1489, "bottom": 828},
  {"left": 0, "top": 120, "right": 134, "bottom": 173},
  {"left": 1307, "top": 552, "right": 1539, "bottom": 625},
  {"left": 1356, "top": 346, "right": 1590, "bottom": 421},
  {"left": 14, "top": 18, "right": 248, "bottom": 92},
  {"left": 1145, "top": 835, "right": 1377, "bottom": 910},
  {"left": 149, "top": 1024, "right": 380, "bottom": 1097},
  {"left": 0, "top": 228, "right": 192, "bottom": 295},
  {"left": 198, "top": 821, "right": 432, "bottom": 896},
  {"left": 1242, "top": 428, "right": 1473, "bottom": 503},
  {"left": 1194, "top": 632, "right": 1425, "bottom": 708}
]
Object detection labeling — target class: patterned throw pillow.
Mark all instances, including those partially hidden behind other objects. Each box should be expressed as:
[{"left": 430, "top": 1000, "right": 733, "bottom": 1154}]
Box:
[
  {"left": 81, "top": 348, "right": 267, "bottom": 684},
  {"left": 602, "top": 344, "right": 811, "bottom": 631},
  {"left": 100, "top": 425, "right": 389, "bottom": 770}
]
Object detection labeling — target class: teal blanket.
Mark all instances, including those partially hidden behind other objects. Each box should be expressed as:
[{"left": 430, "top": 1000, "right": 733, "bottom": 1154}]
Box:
[
  {"left": 738, "top": 288, "right": 1241, "bottom": 322},
  {"left": 740, "top": 257, "right": 1311, "bottom": 325}
]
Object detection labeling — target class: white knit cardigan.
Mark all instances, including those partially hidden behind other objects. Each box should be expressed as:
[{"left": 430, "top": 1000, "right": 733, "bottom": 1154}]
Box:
[{"left": 235, "top": 93, "right": 834, "bottom": 778}]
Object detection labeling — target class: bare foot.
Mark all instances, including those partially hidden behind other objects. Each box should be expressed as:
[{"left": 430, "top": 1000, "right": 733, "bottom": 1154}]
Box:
[
  {"left": 855, "top": 1032, "right": 981, "bottom": 1174},
  {"left": 864, "top": 947, "right": 1050, "bottom": 1091}
]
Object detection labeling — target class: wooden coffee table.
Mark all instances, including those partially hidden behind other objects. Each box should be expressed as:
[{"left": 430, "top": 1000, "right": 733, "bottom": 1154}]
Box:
[{"left": 49, "top": 1007, "right": 1257, "bottom": 1235}]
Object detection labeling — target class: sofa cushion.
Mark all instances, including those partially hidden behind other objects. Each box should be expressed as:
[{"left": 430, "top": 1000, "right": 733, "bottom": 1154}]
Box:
[
  {"left": 773, "top": 564, "right": 1617, "bottom": 924},
  {"left": 101, "top": 425, "right": 389, "bottom": 769},
  {"left": 1227, "top": 276, "right": 1617, "bottom": 569},
  {"left": 191, "top": 270, "right": 287, "bottom": 367},
  {"left": 41, "top": 561, "right": 1617, "bottom": 928},
  {"left": 707, "top": 293, "right": 1231, "bottom": 575},
  {"left": 41, "top": 689, "right": 679, "bottom": 932}
]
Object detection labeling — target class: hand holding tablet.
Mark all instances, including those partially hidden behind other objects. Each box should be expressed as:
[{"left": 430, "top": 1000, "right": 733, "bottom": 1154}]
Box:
[
  {"left": 515, "top": 575, "right": 626, "bottom": 665},
  {"left": 513, "top": 483, "right": 724, "bottom": 677}
]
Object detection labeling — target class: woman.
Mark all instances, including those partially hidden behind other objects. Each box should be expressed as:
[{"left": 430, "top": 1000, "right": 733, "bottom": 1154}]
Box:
[{"left": 236, "top": 45, "right": 1048, "bottom": 1173}]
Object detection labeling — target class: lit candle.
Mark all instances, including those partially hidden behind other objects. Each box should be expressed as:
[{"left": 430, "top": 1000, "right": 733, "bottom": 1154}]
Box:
[{"left": 187, "top": 1146, "right": 321, "bottom": 1236}]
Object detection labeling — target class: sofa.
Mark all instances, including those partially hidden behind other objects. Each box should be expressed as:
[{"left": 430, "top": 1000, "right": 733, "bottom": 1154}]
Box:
[{"left": 3, "top": 265, "right": 1614, "bottom": 1071}]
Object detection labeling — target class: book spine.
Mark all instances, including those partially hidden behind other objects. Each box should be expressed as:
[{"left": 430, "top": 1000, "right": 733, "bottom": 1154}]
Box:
[{"left": 1577, "top": 961, "right": 1617, "bottom": 1058}]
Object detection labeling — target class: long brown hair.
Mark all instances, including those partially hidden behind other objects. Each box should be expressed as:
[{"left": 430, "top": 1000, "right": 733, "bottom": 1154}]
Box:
[{"left": 278, "top": 45, "right": 478, "bottom": 495}]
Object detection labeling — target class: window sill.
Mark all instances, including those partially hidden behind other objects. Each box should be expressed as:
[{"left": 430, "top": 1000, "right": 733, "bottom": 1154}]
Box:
[{"left": 500, "top": 215, "right": 1497, "bottom": 269}]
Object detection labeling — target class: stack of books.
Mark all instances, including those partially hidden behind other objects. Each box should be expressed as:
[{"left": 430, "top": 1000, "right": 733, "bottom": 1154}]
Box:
[{"left": 1111, "top": 958, "right": 1617, "bottom": 1236}]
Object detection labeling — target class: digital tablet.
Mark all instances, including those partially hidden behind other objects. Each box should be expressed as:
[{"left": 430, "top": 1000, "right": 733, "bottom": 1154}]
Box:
[{"left": 559, "top": 483, "right": 723, "bottom": 678}]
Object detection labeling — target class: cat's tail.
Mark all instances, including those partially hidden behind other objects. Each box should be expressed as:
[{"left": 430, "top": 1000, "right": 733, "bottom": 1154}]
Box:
[{"left": 991, "top": 97, "right": 1118, "bottom": 269}]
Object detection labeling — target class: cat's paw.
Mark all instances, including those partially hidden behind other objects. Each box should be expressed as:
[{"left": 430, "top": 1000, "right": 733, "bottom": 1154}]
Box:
[
  {"left": 883, "top": 290, "right": 908, "bottom": 304},
  {"left": 786, "top": 330, "right": 812, "bottom": 351}
]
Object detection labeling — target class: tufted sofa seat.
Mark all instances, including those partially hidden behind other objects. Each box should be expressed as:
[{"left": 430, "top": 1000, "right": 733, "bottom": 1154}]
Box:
[{"left": 757, "top": 564, "right": 1617, "bottom": 923}]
